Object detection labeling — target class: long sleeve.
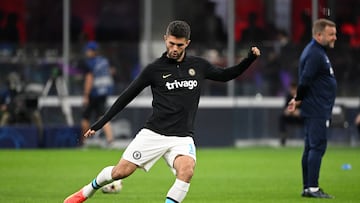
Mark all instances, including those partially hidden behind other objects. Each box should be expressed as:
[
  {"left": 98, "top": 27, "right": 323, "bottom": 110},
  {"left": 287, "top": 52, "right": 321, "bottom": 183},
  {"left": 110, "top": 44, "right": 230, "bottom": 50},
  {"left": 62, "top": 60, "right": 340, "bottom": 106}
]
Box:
[
  {"left": 205, "top": 49, "right": 258, "bottom": 82},
  {"left": 90, "top": 70, "right": 150, "bottom": 131},
  {"left": 295, "top": 49, "right": 321, "bottom": 101}
]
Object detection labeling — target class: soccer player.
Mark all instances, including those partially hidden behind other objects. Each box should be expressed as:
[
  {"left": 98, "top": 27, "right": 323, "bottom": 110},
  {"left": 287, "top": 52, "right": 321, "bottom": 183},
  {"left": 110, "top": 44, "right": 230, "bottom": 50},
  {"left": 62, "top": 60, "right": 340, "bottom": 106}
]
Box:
[
  {"left": 64, "top": 20, "right": 260, "bottom": 203},
  {"left": 288, "top": 18, "right": 337, "bottom": 198}
]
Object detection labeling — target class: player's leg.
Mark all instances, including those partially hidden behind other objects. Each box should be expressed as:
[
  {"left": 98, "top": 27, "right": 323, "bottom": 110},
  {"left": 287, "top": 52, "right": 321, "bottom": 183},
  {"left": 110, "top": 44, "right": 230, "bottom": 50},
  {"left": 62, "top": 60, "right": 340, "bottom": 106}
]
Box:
[
  {"left": 82, "top": 159, "right": 137, "bottom": 197},
  {"left": 64, "top": 128, "right": 168, "bottom": 203},
  {"left": 302, "top": 118, "right": 332, "bottom": 198},
  {"left": 164, "top": 137, "right": 196, "bottom": 203},
  {"left": 166, "top": 155, "right": 195, "bottom": 203},
  {"left": 64, "top": 159, "right": 137, "bottom": 203},
  {"left": 307, "top": 118, "right": 327, "bottom": 189},
  {"left": 301, "top": 125, "right": 310, "bottom": 194},
  {"left": 173, "top": 155, "right": 196, "bottom": 182}
]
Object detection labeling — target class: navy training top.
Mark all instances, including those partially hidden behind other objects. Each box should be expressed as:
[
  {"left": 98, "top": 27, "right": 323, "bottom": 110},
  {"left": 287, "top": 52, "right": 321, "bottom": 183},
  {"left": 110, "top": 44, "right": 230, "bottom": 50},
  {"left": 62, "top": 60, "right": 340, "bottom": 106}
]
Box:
[{"left": 296, "top": 39, "right": 337, "bottom": 119}]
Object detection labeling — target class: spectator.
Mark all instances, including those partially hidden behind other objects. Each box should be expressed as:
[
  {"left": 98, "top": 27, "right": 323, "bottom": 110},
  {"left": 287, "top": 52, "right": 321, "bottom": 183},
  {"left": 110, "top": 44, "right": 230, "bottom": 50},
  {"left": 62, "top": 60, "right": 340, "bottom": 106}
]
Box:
[
  {"left": 240, "top": 12, "right": 265, "bottom": 45},
  {"left": 0, "top": 10, "right": 5, "bottom": 42},
  {"left": 70, "top": 15, "right": 85, "bottom": 43},
  {"left": 202, "top": 1, "right": 227, "bottom": 49},
  {"left": 350, "top": 16, "right": 360, "bottom": 48},
  {"left": 3, "top": 12, "right": 20, "bottom": 44},
  {"left": 300, "top": 11, "right": 312, "bottom": 45}
]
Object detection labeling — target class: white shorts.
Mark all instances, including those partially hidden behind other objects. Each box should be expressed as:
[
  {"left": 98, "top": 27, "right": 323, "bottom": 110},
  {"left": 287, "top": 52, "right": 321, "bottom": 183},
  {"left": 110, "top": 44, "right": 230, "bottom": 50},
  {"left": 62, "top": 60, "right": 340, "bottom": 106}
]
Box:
[{"left": 122, "top": 128, "right": 196, "bottom": 173}]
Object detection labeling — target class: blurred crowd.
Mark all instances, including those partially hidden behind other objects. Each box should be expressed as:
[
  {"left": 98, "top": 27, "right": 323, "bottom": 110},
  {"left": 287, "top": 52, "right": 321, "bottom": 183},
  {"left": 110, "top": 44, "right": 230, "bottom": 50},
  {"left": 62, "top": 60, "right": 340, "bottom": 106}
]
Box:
[
  {"left": 0, "top": 1, "right": 359, "bottom": 97},
  {"left": 0, "top": 0, "right": 360, "bottom": 141}
]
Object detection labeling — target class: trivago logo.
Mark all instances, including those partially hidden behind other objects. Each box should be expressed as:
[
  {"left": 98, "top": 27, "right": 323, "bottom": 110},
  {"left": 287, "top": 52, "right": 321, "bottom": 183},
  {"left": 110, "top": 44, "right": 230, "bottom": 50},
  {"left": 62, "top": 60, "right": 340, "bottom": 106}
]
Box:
[{"left": 165, "top": 79, "right": 198, "bottom": 90}]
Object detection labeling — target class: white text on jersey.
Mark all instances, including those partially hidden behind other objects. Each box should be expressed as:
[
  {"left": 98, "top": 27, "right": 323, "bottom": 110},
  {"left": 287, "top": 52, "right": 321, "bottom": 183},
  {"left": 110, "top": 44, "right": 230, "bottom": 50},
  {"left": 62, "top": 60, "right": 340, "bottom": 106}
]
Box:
[{"left": 165, "top": 79, "right": 198, "bottom": 90}]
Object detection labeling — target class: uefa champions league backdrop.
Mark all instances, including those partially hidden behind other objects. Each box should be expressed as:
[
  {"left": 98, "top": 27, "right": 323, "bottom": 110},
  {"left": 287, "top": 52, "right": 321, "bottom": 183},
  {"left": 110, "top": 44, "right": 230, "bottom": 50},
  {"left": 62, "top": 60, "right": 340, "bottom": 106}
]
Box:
[{"left": 2, "top": 96, "right": 355, "bottom": 149}]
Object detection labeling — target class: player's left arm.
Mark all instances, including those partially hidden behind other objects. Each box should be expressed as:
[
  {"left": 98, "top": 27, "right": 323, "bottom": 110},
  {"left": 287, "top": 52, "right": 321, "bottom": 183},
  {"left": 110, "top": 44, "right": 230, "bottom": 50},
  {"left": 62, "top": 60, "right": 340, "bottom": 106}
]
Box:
[{"left": 205, "top": 47, "right": 260, "bottom": 82}]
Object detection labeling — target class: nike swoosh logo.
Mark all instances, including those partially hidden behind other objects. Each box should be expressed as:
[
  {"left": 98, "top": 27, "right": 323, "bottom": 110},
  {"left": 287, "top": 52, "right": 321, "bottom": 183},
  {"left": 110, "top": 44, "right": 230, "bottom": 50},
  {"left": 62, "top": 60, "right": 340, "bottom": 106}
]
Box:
[{"left": 162, "top": 74, "right": 172, "bottom": 79}]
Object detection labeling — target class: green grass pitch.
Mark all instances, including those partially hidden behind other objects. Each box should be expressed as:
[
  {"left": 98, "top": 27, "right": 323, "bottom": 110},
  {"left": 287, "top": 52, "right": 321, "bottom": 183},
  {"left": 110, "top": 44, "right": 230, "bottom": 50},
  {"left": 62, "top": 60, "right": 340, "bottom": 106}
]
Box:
[{"left": 0, "top": 147, "right": 359, "bottom": 203}]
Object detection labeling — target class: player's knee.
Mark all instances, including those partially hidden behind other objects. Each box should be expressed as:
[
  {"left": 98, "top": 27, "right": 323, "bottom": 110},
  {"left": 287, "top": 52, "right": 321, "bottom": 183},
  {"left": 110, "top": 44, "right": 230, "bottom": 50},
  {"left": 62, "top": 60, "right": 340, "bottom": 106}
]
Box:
[{"left": 176, "top": 165, "right": 194, "bottom": 182}]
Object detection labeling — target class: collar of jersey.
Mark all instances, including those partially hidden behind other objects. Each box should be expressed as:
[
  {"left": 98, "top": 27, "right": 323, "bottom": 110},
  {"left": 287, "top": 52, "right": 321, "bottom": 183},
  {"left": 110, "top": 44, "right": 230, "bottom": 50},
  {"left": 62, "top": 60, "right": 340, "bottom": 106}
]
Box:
[{"left": 311, "top": 39, "right": 327, "bottom": 51}]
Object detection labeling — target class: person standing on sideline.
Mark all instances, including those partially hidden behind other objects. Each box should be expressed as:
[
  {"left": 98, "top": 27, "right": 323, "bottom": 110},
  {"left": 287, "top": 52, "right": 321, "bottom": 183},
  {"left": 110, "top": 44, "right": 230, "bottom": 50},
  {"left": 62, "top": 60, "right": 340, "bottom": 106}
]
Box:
[
  {"left": 81, "top": 41, "right": 114, "bottom": 146},
  {"left": 288, "top": 18, "right": 337, "bottom": 199},
  {"left": 64, "top": 20, "right": 260, "bottom": 203}
]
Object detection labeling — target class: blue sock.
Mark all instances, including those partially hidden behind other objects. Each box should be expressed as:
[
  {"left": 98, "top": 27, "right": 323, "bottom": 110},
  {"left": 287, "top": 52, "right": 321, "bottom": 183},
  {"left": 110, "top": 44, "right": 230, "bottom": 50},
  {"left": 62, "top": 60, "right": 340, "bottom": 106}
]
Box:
[
  {"left": 91, "top": 179, "right": 101, "bottom": 189},
  {"left": 165, "top": 197, "right": 178, "bottom": 203}
]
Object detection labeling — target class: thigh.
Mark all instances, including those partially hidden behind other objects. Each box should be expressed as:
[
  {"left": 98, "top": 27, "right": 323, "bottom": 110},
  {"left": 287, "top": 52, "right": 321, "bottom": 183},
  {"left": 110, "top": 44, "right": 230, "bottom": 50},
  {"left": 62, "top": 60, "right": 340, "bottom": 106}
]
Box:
[
  {"left": 306, "top": 118, "right": 328, "bottom": 149},
  {"left": 163, "top": 136, "right": 196, "bottom": 175},
  {"left": 122, "top": 129, "right": 169, "bottom": 172}
]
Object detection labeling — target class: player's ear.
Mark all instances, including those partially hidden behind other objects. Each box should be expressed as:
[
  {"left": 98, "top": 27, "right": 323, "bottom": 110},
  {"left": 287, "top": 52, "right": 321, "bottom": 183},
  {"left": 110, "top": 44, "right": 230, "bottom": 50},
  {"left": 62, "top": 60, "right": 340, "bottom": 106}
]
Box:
[
  {"left": 164, "top": 35, "right": 167, "bottom": 41},
  {"left": 185, "top": 39, "right": 191, "bottom": 47},
  {"left": 314, "top": 31, "right": 322, "bottom": 41}
]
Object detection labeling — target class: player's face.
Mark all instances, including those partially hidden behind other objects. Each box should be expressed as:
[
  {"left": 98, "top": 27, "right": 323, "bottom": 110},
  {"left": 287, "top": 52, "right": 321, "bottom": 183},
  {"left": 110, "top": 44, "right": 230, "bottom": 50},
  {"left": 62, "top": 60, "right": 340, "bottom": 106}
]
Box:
[
  {"left": 164, "top": 35, "right": 190, "bottom": 61},
  {"left": 318, "top": 26, "right": 337, "bottom": 48}
]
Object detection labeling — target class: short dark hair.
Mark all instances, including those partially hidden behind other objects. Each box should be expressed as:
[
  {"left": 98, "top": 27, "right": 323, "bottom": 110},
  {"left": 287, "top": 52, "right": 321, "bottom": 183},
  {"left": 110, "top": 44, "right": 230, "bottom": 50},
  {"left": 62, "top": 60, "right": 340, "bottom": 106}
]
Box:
[{"left": 165, "top": 20, "right": 191, "bottom": 39}]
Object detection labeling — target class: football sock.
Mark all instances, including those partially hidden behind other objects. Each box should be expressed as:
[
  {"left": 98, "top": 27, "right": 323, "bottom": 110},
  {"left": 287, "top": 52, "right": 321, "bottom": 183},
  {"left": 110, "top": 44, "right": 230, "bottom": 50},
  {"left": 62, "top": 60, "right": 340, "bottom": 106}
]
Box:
[
  {"left": 166, "top": 179, "right": 190, "bottom": 203},
  {"left": 82, "top": 166, "right": 114, "bottom": 198},
  {"left": 309, "top": 187, "right": 319, "bottom": 192},
  {"left": 165, "top": 197, "right": 179, "bottom": 203}
]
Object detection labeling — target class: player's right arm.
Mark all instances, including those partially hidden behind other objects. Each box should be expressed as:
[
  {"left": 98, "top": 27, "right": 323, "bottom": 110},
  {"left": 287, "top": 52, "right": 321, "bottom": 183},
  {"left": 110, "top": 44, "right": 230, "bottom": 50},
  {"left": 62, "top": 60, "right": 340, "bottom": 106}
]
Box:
[{"left": 86, "top": 67, "right": 151, "bottom": 135}]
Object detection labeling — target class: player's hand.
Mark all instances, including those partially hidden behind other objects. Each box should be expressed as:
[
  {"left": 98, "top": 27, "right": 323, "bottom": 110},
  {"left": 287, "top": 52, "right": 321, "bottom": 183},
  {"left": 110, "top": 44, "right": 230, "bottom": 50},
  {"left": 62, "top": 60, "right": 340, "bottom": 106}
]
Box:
[
  {"left": 84, "top": 129, "right": 96, "bottom": 138},
  {"left": 251, "top": 47, "right": 261, "bottom": 56}
]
